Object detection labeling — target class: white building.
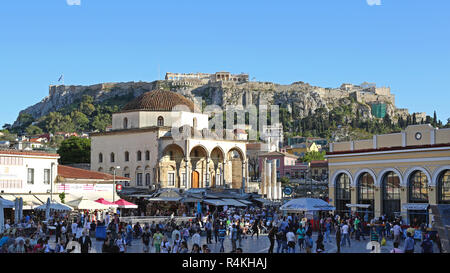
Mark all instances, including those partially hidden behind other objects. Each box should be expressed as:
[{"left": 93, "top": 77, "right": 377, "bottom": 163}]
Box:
[
  {"left": 0, "top": 150, "right": 59, "bottom": 208},
  {"left": 91, "top": 89, "right": 249, "bottom": 191}
]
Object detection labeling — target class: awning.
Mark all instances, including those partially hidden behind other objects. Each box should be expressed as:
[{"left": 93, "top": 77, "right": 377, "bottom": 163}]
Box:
[
  {"left": 147, "top": 197, "right": 182, "bottom": 202},
  {"left": 402, "top": 203, "right": 430, "bottom": 211},
  {"left": 237, "top": 199, "right": 253, "bottom": 205},
  {"left": 181, "top": 197, "right": 202, "bottom": 203},
  {"left": 221, "top": 199, "right": 247, "bottom": 207},
  {"left": 280, "top": 198, "right": 335, "bottom": 211},
  {"left": 254, "top": 198, "right": 272, "bottom": 205},
  {"left": 0, "top": 198, "right": 15, "bottom": 208},
  {"left": 346, "top": 204, "right": 371, "bottom": 209},
  {"left": 203, "top": 199, "right": 227, "bottom": 206}
]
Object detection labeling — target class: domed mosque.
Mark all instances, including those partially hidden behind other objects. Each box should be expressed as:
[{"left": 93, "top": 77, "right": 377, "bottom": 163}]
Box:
[{"left": 90, "top": 89, "right": 248, "bottom": 192}]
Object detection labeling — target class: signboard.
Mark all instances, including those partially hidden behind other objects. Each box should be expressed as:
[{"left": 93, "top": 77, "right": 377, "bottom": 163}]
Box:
[
  {"left": 283, "top": 186, "right": 293, "bottom": 196},
  {"left": 116, "top": 184, "right": 123, "bottom": 192}
]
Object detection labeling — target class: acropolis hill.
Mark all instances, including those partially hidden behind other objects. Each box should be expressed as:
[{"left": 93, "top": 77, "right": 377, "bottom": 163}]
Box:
[{"left": 14, "top": 71, "right": 423, "bottom": 127}]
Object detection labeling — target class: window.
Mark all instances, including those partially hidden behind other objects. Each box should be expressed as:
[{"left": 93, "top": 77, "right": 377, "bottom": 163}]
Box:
[
  {"left": 168, "top": 172, "right": 175, "bottom": 187},
  {"left": 409, "top": 171, "right": 428, "bottom": 202},
  {"left": 358, "top": 173, "right": 375, "bottom": 201},
  {"left": 110, "top": 153, "right": 115, "bottom": 163},
  {"left": 145, "top": 151, "right": 150, "bottom": 161},
  {"left": 157, "top": 116, "right": 164, "bottom": 126},
  {"left": 123, "top": 117, "right": 128, "bottom": 129},
  {"left": 383, "top": 171, "right": 401, "bottom": 200},
  {"left": 276, "top": 159, "right": 280, "bottom": 167},
  {"left": 27, "top": 168, "right": 34, "bottom": 184},
  {"left": 124, "top": 151, "right": 129, "bottom": 162},
  {"left": 44, "top": 169, "right": 50, "bottom": 184},
  {"left": 137, "top": 151, "right": 142, "bottom": 161},
  {"left": 182, "top": 173, "right": 186, "bottom": 187},
  {"left": 145, "top": 173, "right": 151, "bottom": 186},
  {"left": 336, "top": 173, "right": 350, "bottom": 200},
  {"left": 136, "top": 173, "right": 143, "bottom": 186},
  {"left": 438, "top": 170, "right": 450, "bottom": 204},
  {"left": 99, "top": 153, "right": 103, "bottom": 163}
]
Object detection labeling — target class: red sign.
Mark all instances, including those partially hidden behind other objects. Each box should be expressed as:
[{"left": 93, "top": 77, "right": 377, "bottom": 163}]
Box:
[{"left": 116, "top": 184, "right": 123, "bottom": 192}]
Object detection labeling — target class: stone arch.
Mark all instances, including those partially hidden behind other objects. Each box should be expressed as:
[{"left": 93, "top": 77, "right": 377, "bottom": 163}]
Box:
[
  {"left": 98, "top": 167, "right": 104, "bottom": 172},
  {"left": 330, "top": 170, "right": 353, "bottom": 187},
  {"left": 161, "top": 144, "right": 185, "bottom": 160},
  {"left": 402, "top": 167, "right": 432, "bottom": 187},
  {"left": 377, "top": 168, "right": 403, "bottom": 187},
  {"left": 353, "top": 168, "right": 377, "bottom": 187},
  {"left": 189, "top": 145, "right": 209, "bottom": 159},
  {"left": 227, "top": 146, "right": 245, "bottom": 161},
  {"left": 431, "top": 165, "right": 450, "bottom": 187},
  {"left": 157, "top": 116, "right": 164, "bottom": 126}
]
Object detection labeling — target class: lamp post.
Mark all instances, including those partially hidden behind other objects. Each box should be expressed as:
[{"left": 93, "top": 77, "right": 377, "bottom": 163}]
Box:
[{"left": 113, "top": 166, "right": 120, "bottom": 203}]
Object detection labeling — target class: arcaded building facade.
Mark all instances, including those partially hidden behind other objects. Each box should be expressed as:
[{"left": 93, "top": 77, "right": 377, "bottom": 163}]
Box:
[
  {"left": 326, "top": 124, "right": 450, "bottom": 224},
  {"left": 91, "top": 90, "right": 248, "bottom": 191}
]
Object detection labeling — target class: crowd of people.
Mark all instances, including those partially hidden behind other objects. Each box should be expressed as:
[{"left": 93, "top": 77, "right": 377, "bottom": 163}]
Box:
[{"left": 0, "top": 206, "right": 444, "bottom": 254}]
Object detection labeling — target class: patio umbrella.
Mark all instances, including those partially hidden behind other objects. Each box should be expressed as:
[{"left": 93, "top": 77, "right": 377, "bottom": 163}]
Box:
[
  {"left": 14, "top": 198, "right": 19, "bottom": 224},
  {"left": 35, "top": 202, "right": 73, "bottom": 212},
  {"left": 113, "top": 199, "right": 138, "bottom": 209},
  {"left": 67, "top": 198, "right": 111, "bottom": 210},
  {"left": 18, "top": 198, "right": 23, "bottom": 222},
  {"left": 279, "top": 198, "right": 336, "bottom": 212},
  {"left": 0, "top": 201, "right": 4, "bottom": 234},
  {"left": 45, "top": 198, "right": 51, "bottom": 220},
  {"left": 0, "top": 198, "right": 14, "bottom": 208},
  {"left": 94, "top": 198, "right": 118, "bottom": 207}
]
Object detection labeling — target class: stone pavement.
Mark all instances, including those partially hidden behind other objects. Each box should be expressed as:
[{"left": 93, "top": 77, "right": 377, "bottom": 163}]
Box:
[{"left": 45, "top": 231, "right": 439, "bottom": 253}]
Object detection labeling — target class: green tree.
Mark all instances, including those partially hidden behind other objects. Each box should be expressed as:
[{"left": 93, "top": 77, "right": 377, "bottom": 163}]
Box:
[
  {"left": 25, "top": 125, "right": 43, "bottom": 136},
  {"left": 79, "top": 95, "right": 96, "bottom": 116},
  {"left": 302, "top": 151, "right": 326, "bottom": 162},
  {"left": 57, "top": 136, "right": 91, "bottom": 164},
  {"left": 70, "top": 111, "right": 89, "bottom": 131}
]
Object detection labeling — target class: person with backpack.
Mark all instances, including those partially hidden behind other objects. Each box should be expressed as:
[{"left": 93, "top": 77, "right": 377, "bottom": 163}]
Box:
[
  {"left": 275, "top": 227, "right": 284, "bottom": 253},
  {"left": 421, "top": 234, "right": 433, "bottom": 253},
  {"left": 161, "top": 236, "right": 171, "bottom": 253},
  {"left": 115, "top": 232, "right": 126, "bottom": 253},
  {"left": 218, "top": 225, "right": 226, "bottom": 253},
  {"left": 268, "top": 225, "right": 276, "bottom": 253},
  {"left": 403, "top": 232, "right": 415, "bottom": 253},
  {"left": 142, "top": 227, "right": 151, "bottom": 253},
  {"left": 286, "top": 228, "right": 296, "bottom": 253}
]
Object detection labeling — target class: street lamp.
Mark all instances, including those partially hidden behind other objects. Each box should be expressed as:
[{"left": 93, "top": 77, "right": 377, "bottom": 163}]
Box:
[{"left": 113, "top": 166, "right": 120, "bottom": 203}]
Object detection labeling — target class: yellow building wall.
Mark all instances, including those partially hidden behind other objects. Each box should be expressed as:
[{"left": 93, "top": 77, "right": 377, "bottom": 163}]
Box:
[
  {"left": 436, "top": 128, "right": 450, "bottom": 144},
  {"left": 377, "top": 133, "right": 402, "bottom": 148},
  {"left": 354, "top": 139, "right": 373, "bottom": 150}
]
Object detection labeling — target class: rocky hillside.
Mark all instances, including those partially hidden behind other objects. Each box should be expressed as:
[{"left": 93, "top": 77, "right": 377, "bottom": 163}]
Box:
[{"left": 14, "top": 79, "right": 397, "bottom": 128}]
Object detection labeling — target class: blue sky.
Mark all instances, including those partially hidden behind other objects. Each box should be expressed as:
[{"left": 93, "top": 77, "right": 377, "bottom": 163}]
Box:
[{"left": 1, "top": 0, "right": 449, "bottom": 126}]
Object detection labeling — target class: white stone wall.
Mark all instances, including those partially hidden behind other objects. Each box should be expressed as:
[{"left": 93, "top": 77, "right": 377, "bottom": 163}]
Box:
[{"left": 0, "top": 153, "right": 59, "bottom": 194}]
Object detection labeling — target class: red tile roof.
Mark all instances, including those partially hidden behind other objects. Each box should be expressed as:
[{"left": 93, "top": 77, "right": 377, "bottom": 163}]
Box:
[
  {"left": 0, "top": 150, "right": 59, "bottom": 157},
  {"left": 58, "top": 165, "right": 130, "bottom": 181}
]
